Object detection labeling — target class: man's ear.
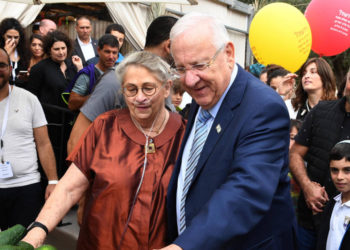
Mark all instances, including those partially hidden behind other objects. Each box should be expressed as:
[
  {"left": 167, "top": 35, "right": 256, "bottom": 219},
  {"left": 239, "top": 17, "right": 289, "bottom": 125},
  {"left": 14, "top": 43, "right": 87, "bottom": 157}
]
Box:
[
  {"left": 225, "top": 42, "right": 235, "bottom": 68},
  {"left": 163, "top": 39, "right": 171, "bottom": 56}
]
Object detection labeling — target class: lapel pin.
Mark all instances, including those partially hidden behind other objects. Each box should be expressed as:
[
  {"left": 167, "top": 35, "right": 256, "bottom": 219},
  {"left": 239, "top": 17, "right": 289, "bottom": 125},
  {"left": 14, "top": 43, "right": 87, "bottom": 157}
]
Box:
[{"left": 216, "top": 124, "right": 221, "bottom": 133}]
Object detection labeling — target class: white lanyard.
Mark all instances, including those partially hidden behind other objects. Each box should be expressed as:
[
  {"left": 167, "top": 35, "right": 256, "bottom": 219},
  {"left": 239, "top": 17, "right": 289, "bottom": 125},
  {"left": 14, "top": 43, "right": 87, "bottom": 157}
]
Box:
[
  {"left": 11, "top": 49, "right": 18, "bottom": 82},
  {"left": 0, "top": 85, "right": 11, "bottom": 163}
]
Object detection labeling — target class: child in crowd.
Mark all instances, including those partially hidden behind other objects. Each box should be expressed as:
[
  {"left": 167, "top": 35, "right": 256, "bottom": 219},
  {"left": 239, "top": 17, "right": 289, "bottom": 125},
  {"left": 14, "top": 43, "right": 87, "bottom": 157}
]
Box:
[
  {"left": 171, "top": 80, "right": 185, "bottom": 111},
  {"left": 317, "top": 141, "right": 350, "bottom": 250}
]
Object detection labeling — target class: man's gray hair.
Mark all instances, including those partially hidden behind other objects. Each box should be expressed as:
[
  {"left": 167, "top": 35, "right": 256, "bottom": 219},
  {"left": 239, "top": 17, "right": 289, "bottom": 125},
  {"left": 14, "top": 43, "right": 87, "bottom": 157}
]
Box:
[
  {"left": 170, "top": 12, "right": 229, "bottom": 49},
  {"left": 115, "top": 51, "right": 173, "bottom": 85}
]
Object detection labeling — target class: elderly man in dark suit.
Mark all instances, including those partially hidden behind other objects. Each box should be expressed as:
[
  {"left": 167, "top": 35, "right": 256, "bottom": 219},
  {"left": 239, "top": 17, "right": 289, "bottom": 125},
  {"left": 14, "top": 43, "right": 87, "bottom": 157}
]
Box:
[
  {"left": 73, "top": 16, "right": 98, "bottom": 66},
  {"left": 161, "top": 12, "right": 297, "bottom": 250}
]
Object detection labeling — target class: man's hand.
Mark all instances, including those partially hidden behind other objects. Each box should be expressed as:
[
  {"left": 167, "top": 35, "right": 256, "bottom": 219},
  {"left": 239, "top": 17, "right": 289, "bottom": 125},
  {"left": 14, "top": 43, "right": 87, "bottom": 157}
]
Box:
[
  {"left": 303, "top": 181, "right": 329, "bottom": 213},
  {"left": 155, "top": 244, "right": 182, "bottom": 250},
  {"left": 45, "top": 184, "right": 56, "bottom": 200}
]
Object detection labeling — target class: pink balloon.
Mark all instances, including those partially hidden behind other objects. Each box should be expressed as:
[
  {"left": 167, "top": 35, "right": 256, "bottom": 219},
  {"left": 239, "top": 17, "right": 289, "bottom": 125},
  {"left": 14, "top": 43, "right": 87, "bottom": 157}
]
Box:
[{"left": 305, "top": 0, "right": 350, "bottom": 56}]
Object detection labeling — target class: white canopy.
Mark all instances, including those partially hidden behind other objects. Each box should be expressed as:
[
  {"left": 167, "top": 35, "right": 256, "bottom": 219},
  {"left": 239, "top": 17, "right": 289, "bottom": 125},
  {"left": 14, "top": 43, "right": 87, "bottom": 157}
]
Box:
[
  {"left": 0, "top": 0, "right": 196, "bottom": 49},
  {"left": 3, "top": 0, "right": 193, "bottom": 4}
]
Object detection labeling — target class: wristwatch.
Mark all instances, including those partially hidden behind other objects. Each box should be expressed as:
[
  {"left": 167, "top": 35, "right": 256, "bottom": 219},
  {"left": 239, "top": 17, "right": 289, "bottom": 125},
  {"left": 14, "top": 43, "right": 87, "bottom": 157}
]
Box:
[{"left": 27, "top": 221, "right": 49, "bottom": 235}]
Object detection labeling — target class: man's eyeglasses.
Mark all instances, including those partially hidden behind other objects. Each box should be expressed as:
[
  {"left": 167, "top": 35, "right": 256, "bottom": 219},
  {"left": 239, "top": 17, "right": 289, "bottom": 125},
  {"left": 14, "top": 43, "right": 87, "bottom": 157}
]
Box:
[
  {"left": 172, "top": 44, "right": 225, "bottom": 77},
  {"left": 123, "top": 83, "right": 159, "bottom": 97},
  {"left": 0, "top": 63, "right": 9, "bottom": 72}
]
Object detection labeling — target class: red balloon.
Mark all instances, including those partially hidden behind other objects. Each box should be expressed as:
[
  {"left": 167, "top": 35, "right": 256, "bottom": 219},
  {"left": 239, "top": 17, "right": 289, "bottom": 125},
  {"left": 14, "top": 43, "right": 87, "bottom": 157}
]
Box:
[{"left": 305, "top": 0, "right": 350, "bottom": 56}]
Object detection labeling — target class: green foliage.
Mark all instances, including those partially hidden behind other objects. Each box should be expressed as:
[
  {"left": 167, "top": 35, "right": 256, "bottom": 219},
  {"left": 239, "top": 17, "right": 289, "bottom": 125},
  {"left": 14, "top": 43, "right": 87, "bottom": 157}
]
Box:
[
  {"left": 0, "top": 225, "right": 56, "bottom": 250},
  {"left": 0, "top": 225, "right": 27, "bottom": 246},
  {"left": 35, "top": 245, "right": 56, "bottom": 250}
]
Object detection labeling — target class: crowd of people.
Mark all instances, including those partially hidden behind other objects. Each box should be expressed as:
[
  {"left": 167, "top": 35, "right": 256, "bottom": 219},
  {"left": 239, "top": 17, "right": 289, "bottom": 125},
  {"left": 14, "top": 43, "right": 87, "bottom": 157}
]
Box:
[
  {"left": 0, "top": 10, "right": 349, "bottom": 250},
  {"left": 250, "top": 54, "right": 350, "bottom": 249}
]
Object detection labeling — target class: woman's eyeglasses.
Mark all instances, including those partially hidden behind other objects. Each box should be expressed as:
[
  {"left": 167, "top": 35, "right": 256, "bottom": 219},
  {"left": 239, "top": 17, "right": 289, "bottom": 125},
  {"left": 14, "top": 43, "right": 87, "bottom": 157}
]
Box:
[{"left": 123, "top": 83, "right": 159, "bottom": 97}]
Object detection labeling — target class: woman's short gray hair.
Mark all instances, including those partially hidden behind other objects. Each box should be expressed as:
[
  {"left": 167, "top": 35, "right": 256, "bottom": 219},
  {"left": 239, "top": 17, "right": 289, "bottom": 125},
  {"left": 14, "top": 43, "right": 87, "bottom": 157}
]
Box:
[{"left": 115, "top": 51, "right": 173, "bottom": 85}]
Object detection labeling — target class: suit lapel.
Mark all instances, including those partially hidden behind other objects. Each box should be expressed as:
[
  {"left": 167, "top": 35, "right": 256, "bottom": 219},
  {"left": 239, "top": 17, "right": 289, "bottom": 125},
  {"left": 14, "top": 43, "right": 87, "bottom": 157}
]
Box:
[
  {"left": 92, "top": 38, "right": 98, "bottom": 56},
  {"left": 191, "top": 65, "right": 248, "bottom": 182},
  {"left": 74, "top": 39, "right": 85, "bottom": 62}
]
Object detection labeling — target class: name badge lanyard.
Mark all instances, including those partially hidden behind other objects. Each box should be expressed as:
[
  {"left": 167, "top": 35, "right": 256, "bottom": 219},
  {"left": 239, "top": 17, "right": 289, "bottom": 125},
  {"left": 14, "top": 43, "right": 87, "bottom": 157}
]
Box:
[
  {"left": 11, "top": 50, "right": 18, "bottom": 82},
  {"left": 0, "top": 85, "right": 11, "bottom": 163}
]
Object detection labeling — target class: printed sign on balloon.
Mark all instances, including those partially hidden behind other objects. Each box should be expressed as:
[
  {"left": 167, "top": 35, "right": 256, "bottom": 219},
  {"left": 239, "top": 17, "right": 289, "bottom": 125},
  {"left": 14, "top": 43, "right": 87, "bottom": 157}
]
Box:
[
  {"left": 249, "top": 3, "right": 312, "bottom": 72},
  {"left": 305, "top": 0, "right": 350, "bottom": 56}
]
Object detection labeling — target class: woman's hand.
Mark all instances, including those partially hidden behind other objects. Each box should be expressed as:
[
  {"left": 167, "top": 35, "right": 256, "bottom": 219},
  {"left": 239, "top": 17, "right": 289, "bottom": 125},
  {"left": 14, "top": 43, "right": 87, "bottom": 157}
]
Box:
[
  {"left": 4, "top": 38, "right": 16, "bottom": 55},
  {"left": 72, "top": 55, "right": 83, "bottom": 71}
]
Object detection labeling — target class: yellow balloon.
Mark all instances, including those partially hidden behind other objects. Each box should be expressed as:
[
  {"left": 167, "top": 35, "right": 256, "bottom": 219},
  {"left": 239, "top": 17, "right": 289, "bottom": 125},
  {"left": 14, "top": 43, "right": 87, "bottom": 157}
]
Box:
[{"left": 249, "top": 2, "right": 312, "bottom": 72}]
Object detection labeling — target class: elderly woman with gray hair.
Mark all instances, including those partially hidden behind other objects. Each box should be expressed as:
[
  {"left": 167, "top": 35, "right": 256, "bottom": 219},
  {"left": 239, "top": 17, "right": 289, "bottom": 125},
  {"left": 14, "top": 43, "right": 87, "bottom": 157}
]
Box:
[{"left": 20, "top": 51, "right": 187, "bottom": 250}]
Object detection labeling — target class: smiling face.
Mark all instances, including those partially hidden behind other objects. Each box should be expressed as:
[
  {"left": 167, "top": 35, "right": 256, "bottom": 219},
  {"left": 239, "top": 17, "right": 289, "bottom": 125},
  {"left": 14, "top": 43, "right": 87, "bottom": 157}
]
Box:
[
  {"left": 50, "top": 41, "right": 67, "bottom": 63},
  {"left": 302, "top": 62, "right": 323, "bottom": 94},
  {"left": 330, "top": 158, "right": 350, "bottom": 201},
  {"left": 122, "top": 65, "right": 170, "bottom": 126},
  {"left": 171, "top": 29, "right": 235, "bottom": 110},
  {"left": 30, "top": 38, "right": 44, "bottom": 58}
]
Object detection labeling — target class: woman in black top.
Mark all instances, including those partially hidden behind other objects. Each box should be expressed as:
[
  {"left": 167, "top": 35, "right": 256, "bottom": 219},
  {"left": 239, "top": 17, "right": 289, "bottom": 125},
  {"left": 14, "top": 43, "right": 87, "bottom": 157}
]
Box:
[
  {"left": 27, "top": 30, "right": 79, "bottom": 108},
  {"left": 27, "top": 31, "right": 81, "bottom": 175},
  {"left": 0, "top": 18, "right": 29, "bottom": 85}
]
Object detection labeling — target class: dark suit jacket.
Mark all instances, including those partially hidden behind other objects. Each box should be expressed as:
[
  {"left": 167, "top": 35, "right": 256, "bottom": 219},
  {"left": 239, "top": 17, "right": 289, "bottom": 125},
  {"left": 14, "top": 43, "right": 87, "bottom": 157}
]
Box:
[
  {"left": 73, "top": 38, "right": 98, "bottom": 66},
  {"left": 317, "top": 198, "right": 350, "bottom": 250},
  {"left": 167, "top": 65, "right": 297, "bottom": 249}
]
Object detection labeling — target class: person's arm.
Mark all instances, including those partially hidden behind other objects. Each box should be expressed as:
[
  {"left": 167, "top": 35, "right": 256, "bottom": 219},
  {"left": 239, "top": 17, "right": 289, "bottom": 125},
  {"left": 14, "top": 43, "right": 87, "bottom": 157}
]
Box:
[
  {"left": 68, "top": 92, "right": 90, "bottom": 111},
  {"left": 289, "top": 142, "right": 328, "bottom": 213},
  {"left": 67, "top": 112, "right": 92, "bottom": 155},
  {"left": 33, "top": 125, "right": 58, "bottom": 199},
  {"left": 22, "top": 164, "right": 89, "bottom": 248}
]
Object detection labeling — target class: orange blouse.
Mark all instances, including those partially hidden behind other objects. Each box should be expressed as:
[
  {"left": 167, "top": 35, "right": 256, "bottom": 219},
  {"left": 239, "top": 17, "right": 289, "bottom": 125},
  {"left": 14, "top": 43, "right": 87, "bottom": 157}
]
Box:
[{"left": 67, "top": 109, "right": 186, "bottom": 250}]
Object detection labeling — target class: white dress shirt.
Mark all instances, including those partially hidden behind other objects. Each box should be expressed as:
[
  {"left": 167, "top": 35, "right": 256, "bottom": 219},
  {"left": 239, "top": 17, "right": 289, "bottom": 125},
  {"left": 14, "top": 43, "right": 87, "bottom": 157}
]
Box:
[
  {"left": 77, "top": 37, "right": 95, "bottom": 62},
  {"left": 326, "top": 193, "right": 350, "bottom": 250},
  {"left": 176, "top": 64, "right": 238, "bottom": 234}
]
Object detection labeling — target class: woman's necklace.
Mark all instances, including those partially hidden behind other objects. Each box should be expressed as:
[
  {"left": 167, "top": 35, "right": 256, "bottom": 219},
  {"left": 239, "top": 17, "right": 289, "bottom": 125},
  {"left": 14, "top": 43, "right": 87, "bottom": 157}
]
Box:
[
  {"left": 131, "top": 110, "right": 165, "bottom": 154},
  {"left": 143, "top": 111, "right": 168, "bottom": 135}
]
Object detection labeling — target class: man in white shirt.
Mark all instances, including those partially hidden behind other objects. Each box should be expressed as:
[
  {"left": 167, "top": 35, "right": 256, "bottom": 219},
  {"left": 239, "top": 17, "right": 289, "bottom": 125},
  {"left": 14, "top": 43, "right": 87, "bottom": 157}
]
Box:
[
  {"left": 0, "top": 48, "right": 58, "bottom": 230},
  {"left": 73, "top": 16, "right": 98, "bottom": 66}
]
